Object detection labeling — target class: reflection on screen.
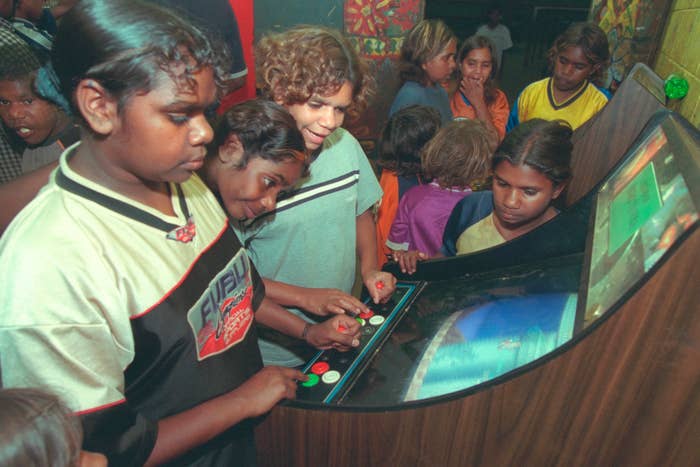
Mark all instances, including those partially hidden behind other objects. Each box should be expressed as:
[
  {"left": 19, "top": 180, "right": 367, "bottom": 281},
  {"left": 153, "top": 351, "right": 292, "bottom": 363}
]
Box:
[
  {"left": 585, "top": 124, "right": 699, "bottom": 326},
  {"left": 405, "top": 293, "right": 577, "bottom": 401}
]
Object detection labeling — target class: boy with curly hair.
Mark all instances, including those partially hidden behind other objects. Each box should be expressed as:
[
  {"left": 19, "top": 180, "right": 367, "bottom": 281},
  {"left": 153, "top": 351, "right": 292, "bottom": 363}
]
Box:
[{"left": 232, "top": 26, "right": 397, "bottom": 367}]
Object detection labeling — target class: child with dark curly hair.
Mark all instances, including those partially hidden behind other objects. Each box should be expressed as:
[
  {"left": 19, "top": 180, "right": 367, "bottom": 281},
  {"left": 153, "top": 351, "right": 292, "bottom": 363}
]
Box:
[{"left": 507, "top": 22, "right": 610, "bottom": 131}]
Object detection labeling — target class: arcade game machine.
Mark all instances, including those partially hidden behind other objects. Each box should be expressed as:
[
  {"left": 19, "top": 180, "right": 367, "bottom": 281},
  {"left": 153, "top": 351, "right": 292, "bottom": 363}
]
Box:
[
  {"left": 567, "top": 62, "right": 666, "bottom": 205},
  {"left": 256, "top": 111, "right": 700, "bottom": 467}
]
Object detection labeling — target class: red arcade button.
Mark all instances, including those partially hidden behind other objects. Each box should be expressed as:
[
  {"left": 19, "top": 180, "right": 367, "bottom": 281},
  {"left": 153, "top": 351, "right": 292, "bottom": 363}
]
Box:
[
  {"left": 359, "top": 310, "right": 374, "bottom": 320},
  {"left": 311, "top": 361, "right": 330, "bottom": 375}
]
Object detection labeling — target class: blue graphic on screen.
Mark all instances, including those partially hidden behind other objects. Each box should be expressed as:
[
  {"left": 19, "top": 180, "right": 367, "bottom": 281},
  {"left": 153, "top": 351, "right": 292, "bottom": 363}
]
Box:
[{"left": 405, "top": 293, "right": 577, "bottom": 401}]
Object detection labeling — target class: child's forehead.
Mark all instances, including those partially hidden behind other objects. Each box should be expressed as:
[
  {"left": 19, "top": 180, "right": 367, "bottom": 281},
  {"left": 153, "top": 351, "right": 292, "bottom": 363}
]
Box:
[
  {"left": 558, "top": 45, "right": 592, "bottom": 63},
  {"left": 0, "top": 75, "right": 37, "bottom": 95}
]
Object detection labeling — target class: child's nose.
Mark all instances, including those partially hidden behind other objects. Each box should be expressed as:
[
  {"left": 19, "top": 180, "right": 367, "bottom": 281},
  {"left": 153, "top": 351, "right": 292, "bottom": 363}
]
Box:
[
  {"left": 8, "top": 103, "right": 25, "bottom": 120},
  {"left": 190, "top": 115, "right": 214, "bottom": 145},
  {"left": 319, "top": 107, "right": 340, "bottom": 130},
  {"left": 260, "top": 192, "right": 277, "bottom": 211},
  {"left": 504, "top": 190, "right": 520, "bottom": 208}
]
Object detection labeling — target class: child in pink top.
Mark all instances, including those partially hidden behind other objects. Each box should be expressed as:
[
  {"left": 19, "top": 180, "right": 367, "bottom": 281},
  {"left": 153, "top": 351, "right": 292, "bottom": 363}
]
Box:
[{"left": 388, "top": 119, "right": 491, "bottom": 270}]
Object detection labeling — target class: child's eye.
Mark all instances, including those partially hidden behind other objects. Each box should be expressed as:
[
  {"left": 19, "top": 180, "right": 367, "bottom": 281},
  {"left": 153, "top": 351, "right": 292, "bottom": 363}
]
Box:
[
  {"left": 204, "top": 104, "right": 219, "bottom": 120},
  {"left": 495, "top": 179, "right": 507, "bottom": 187},
  {"left": 524, "top": 189, "right": 538, "bottom": 196},
  {"left": 263, "top": 177, "right": 276, "bottom": 188},
  {"left": 0, "top": 99, "right": 8, "bottom": 106},
  {"left": 168, "top": 114, "right": 190, "bottom": 125},
  {"left": 23, "top": 99, "right": 33, "bottom": 105},
  {"left": 308, "top": 101, "right": 323, "bottom": 109}
]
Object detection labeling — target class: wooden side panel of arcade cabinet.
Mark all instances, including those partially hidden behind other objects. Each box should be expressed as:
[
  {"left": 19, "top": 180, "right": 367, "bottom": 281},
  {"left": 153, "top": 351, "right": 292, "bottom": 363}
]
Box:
[
  {"left": 566, "top": 63, "right": 666, "bottom": 206},
  {"left": 255, "top": 232, "right": 700, "bottom": 465}
]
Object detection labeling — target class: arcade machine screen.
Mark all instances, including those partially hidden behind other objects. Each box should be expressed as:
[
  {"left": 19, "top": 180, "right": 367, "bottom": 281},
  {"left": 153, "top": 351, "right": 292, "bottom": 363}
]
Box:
[
  {"left": 583, "top": 118, "right": 699, "bottom": 327},
  {"left": 336, "top": 255, "right": 583, "bottom": 406}
]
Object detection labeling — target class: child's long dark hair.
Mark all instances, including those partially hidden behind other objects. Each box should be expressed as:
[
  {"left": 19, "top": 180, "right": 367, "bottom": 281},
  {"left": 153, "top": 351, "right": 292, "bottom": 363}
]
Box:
[
  {"left": 547, "top": 22, "right": 610, "bottom": 87},
  {"left": 375, "top": 105, "right": 441, "bottom": 177},
  {"left": 457, "top": 35, "right": 499, "bottom": 105},
  {"left": 51, "top": 0, "right": 230, "bottom": 121},
  {"left": 493, "top": 119, "right": 573, "bottom": 186}
]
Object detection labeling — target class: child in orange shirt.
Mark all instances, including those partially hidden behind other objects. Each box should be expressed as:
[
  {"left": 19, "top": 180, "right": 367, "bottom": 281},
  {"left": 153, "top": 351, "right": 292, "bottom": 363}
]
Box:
[{"left": 451, "top": 35, "right": 509, "bottom": 151}]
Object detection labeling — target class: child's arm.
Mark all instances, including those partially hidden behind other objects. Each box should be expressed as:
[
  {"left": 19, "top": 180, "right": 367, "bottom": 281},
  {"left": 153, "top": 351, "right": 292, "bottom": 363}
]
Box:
[
  {"left": 145, "top": 365, "right": 304, "bottom": 466},
  {"left": 391, "top": 249, "right": 429, "bottom": 275},
  {"left": 357, "top": 209, "right": 396, "bottom": 303},
  {"left": 255, "top": 297, "right": 361, "bottom": 350},
  {"left": 385, "top": 194, "right": 428, "bottom": 274},
  {"left": 0, "top": 161, "right": 56, "bottom": 234},
  {"left": 262, "top": 278, "right": 368, "bottom": 317}
]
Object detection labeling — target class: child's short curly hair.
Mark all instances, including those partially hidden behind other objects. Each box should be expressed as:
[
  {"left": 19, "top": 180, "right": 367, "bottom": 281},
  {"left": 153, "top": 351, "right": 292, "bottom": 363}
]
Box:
[
  {"left": 399, "top": 19, "right": 456, "bottom": 85},
  {"left": 548, "top": 22, "right": 610, "bottom": 87},
  {"left": 422, "top": 119, "right": 491, "bottom": 188},
  {"left": 256, "top": 25, "right": 372, "bottom": 118}
]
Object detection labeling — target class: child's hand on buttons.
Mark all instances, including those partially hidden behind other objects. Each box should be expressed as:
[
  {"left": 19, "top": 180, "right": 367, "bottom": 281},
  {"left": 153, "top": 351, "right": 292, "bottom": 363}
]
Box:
[
  {"left": 233, "top": 366, "right": 307, "bottom": 418},
  {"left": 363, "top": 271, "right": 396, "bottom": 304},
  {"left": 305, "top": 315, "right": 361, "bottom": 351},
  {"left": 301, "top": 287, "right": 369, "bottom": 317},
  {"left": 392, "top": 249, "right": 428, "bottom": 275}
]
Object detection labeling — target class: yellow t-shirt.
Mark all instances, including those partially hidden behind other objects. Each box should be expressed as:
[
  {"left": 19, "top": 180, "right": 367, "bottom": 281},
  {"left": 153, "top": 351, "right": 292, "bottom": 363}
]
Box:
[
  {"left": 512, "top": 77, "right": 610, "bottom": 130},
  {"left": 455, "top": 213, "right": 505, "bottom": 254}
]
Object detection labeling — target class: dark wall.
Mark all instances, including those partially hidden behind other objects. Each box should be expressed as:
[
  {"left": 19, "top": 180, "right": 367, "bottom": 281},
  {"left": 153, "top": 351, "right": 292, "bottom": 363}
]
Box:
[{"left": 254, "top": 0, "right": 344, "bottom": 38}]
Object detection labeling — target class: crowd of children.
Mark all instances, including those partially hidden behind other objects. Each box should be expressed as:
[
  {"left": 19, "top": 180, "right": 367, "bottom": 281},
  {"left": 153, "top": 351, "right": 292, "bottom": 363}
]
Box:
[{"left": 0, "top": 0, "right": 613, "bottom": 464}]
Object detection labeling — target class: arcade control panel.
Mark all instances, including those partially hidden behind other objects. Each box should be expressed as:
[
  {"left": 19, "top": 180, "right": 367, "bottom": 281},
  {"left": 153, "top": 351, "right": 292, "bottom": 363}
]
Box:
[{"left": 297, "top": 282, "right": 421, "bottom": 404}]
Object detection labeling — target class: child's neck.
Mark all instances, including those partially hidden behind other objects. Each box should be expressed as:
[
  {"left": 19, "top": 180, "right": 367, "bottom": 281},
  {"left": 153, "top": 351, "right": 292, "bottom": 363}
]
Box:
[
  {"left": 69, "top": 140, "right": 176, "bottom": 216},
  {"left": 550, "top": 79, "right": 587, "bottom": 105},
  {"left": 493, "top": 206, "right": 558, "bottom": 241}
]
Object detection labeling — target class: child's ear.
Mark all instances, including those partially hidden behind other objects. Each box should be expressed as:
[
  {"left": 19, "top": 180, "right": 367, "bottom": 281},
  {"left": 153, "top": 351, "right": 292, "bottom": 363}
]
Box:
[
  {"left": 217, "top": 133, "right": 244, "bottom": 164},
  {"left": 551, "top": 181, "right": 567, "bottom": 200},
  {"left": 75, "top": 79, "right": 118, "bottom": 136}
]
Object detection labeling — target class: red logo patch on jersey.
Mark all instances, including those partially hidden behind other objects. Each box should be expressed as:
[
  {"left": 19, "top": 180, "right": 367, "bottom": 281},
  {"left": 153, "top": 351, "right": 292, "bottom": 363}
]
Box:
[
  {"left": 188, "top": 250, "right": 255, "bottom": 360},
  {"left": 167, "top": 216, "right": 197, "bottom": 243}
]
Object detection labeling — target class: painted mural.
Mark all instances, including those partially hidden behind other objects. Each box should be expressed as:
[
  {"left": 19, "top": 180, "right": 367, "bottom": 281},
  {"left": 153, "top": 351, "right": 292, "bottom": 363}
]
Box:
[
  {"left": 591, "top": 0, "right": 671, "bottom": 92},
  {"left": 343, "top": 0, "right": 424, "bottom": 151}
]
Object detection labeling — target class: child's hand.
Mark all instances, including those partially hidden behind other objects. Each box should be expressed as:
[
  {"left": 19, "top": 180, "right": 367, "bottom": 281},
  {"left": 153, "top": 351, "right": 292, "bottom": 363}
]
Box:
[
  {"left": 392, "top": 249, "right": 428, "bottom": 275},
  {"left": 305, "top": 315, "right": 361, "bottom": 351},
  {"left": 459, "top": 76, "right": 486, "bottom": 105},
  {"left": 233, "top": 366, "right": 307, "bottom": 418},
  {"left": 363, "top": 270, "right": 396, "bottom": 304},
  {"left": 301, "top": 288, "right": 369, "bottom": 317}
]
